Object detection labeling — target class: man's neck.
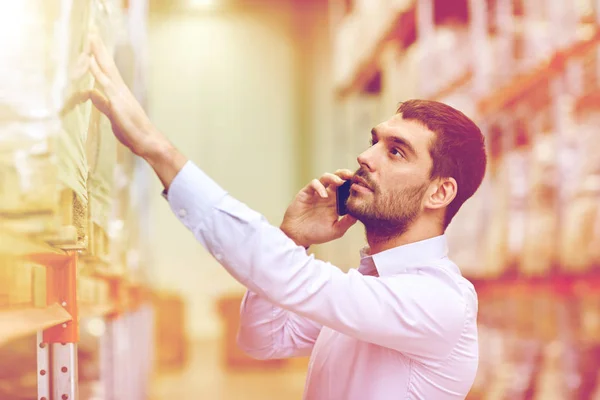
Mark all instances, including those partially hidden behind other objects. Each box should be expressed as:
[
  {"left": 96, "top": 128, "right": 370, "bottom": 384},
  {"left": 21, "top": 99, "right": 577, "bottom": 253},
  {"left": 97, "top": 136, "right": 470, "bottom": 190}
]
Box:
[{"left": 365, "top": 221, "right": 443, "bottom": 255}]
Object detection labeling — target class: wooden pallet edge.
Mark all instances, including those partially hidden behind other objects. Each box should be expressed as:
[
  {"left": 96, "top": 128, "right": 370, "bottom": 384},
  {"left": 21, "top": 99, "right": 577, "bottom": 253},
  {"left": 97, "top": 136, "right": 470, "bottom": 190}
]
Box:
[{"left": 0, "top": 303, "right": 72, "bottom": 346}]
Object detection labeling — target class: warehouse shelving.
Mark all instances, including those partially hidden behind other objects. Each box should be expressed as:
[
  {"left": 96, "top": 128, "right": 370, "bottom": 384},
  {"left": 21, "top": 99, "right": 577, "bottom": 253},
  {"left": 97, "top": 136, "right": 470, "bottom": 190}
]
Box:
[
  {"left": 330, "top": 0, "right": 600, "bottom": 277},
  {"left": 0, "top": 0, "right": 156, "bottom": 399},
  {"left": 329, "top": 0, "right": 600, "bottom": 398},
  {"left": 332, "top": 1, "right": 416, "bottom": 97},
  {"left": 0, "top": 244, "right": 154, "bottom": 399},
  {"left": 478, "top": 28, "right": 600, "bottom": 117}
]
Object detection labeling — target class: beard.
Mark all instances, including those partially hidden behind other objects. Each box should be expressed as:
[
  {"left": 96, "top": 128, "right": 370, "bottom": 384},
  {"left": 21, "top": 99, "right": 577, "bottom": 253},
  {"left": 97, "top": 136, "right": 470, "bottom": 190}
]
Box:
[{"left": 346, "top": 168, "right": 429, "bottom": 241}]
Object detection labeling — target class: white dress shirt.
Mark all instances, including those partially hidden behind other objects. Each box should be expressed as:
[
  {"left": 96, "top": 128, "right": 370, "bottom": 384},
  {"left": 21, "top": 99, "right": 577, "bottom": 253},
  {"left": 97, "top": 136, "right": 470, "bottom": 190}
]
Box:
[{"left": 166, "top": 161, "right": 479, "bottom": 399}]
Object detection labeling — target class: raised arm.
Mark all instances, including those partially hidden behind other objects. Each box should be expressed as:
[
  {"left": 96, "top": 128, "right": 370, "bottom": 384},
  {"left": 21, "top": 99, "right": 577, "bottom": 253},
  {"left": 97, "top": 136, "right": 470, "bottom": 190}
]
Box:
[{"left": 86, "top": 35, "right": 466, "bottom": 362}]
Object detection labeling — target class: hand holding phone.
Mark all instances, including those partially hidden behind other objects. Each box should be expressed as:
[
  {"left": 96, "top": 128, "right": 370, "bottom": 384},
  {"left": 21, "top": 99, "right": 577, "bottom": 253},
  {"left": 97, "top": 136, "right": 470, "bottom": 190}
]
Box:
[
  {"left": 336, "top": 180, "right": 352, "bottom": 216},
  {"left": 281, "top": 171, "right": 356, "bottom": 247}
]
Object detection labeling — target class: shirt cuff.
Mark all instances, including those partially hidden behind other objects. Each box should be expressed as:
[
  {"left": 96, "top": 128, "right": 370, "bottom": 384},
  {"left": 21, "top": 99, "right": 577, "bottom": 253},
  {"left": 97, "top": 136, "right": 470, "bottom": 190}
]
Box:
[{"left": 162, "top": 160, "right": 228, "bottom": 231}]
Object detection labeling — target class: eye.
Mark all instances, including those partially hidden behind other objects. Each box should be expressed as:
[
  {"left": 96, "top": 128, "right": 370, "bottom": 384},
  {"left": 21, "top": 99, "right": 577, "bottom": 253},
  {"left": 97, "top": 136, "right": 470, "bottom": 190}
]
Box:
[{"left": 390, "top": 148, "right": 405, "bottom": 159}]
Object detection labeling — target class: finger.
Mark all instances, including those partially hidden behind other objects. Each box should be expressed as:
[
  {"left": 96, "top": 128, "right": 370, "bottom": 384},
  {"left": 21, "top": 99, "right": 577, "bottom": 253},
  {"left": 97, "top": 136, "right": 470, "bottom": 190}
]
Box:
[
  {"left": 308, "top": 179, "right": 328, "bottom": 198},
  {"left": 334, "top": 169, "right": 355, "bottom": 180},
  {"left": 320, "top": 172, "right": 345, "bottom": 187},
  {"left": 84, "top": 89, "right": 111, "bottom": 116},
  {"left": 60, "top": 90, "right": 102, "bottom": 117},
  {"left": 90, "top": 55, "right": 112, "bottom": 90},
  {"left": 334, "top": 215, "right": 358, "bottom": 236},
  {"left": 89, "top": 34, "right": 119, "bottom": 77},
  {"left": 59, "top": 91, "right": 87, "bottom": 117}
]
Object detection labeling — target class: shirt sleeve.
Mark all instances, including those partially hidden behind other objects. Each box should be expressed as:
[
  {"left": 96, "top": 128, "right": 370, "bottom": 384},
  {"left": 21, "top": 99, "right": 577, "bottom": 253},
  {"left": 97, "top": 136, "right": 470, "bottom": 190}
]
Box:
[
  {"left": 237, "top": 290, "right": 323, "bottom": 359},
  {"left": 166, "top": 161, "right": 467, "bottom": 361}
]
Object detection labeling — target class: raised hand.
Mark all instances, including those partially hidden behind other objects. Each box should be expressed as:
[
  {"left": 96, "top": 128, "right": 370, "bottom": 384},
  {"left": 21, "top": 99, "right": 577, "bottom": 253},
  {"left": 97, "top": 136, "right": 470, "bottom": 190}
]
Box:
[{"left": 84, "top": 35, "right": 187, "bottom": 189}]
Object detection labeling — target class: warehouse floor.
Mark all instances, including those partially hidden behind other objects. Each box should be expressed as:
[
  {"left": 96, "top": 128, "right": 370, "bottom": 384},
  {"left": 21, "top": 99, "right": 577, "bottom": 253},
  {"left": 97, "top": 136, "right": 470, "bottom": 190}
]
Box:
[{"left": 151, "top": 340, "right": 307, "bottom": 400}]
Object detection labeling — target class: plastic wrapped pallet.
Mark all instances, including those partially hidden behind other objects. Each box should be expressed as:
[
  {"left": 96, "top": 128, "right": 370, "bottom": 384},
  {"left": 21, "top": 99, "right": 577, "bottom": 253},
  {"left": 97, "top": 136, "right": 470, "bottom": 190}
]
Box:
[
  {"left": 520, "top": 0, "right": 556, "bottom": 70},
  {"left": 533, "top": 341, "right": 570, "bottom": 400},
  {"left": 105, "top": 30, "right": 145, "bottom": 276},
  {"left": 84, "top": 0, "right": 123, "bottom": 260},
  {"left": 428, "top": 25, "right": 472, "bottom": 98},
  {"left": 0, "top": 1, "right": 93, "bottom": 241},
  {"left": 490, "top": 0, "right": 516, "bottom": 87},
  {"left": 389, "top": 42, "right": 420, "bottom": 101},
  {"left": 0, "top": 0, "right": 125, "bottom": 251},
  {"left": 483, "top": 182, "right": 510, "bottom": 277},
  {"left": 590, "top": 202, "right": 600, "bottom": 267},
  {"left": 521, "top": 129, "right": 559, "bottom": 276},
  {"left": 0, "top": 255, "right": 44, "bottom": 309},
  {"left": 446, "top": 179, "right": 488, "bottom": 277},
  {"left": 441, "top": 95, "right": 486, "bottom": 277},
  {"left": 332, "top": 13, "right": 360, "bottom": 91},
  {"left": 86, "top": 110, "right": 116, "bottom": 259},
  {"left": 0, "top": 1, "right": 91, "bottom": 121},
  {"left": 559, "top": 104, "right": 600, "bottom": 272},
  {"left": 106, "top": 146, "right": 138, "bottom": 276},
  {"left": 483, "top": 123, "right": 511, "bottom": 278},
  {"left": 505, "top": 118, "right": 531, "bottom": 272},
  {"left": 379, "top": 43, "right": 400, "bottom": 123}
]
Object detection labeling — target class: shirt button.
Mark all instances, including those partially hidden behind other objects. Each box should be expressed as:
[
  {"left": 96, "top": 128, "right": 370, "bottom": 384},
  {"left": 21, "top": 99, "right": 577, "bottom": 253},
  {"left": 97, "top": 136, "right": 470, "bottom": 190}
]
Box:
[{"left": 178, "top": 209, "right": 187, "bottom": 218}]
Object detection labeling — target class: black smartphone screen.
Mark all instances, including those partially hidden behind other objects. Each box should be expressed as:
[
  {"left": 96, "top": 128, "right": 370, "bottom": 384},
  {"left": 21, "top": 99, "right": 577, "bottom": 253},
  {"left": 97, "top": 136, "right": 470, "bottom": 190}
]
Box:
[{"left": 336, "top": 180, "right": 352, "bottom": 216}]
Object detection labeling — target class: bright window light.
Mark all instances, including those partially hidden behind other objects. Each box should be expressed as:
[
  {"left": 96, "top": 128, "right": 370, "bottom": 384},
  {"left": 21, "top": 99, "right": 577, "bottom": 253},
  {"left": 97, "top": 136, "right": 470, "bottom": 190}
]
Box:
[{"left": 190, "top": 0, "right": 217, "bottom": 8}]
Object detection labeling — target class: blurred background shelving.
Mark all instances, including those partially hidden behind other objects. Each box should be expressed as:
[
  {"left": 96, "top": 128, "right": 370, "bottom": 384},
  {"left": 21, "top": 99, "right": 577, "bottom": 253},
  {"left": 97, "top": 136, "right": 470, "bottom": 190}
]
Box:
[
  {"left": 325, "top": 0, "right": 600, "bottom": 399},
  {"left": 2, "top": 0, "right": 600, "bottom": 399}
]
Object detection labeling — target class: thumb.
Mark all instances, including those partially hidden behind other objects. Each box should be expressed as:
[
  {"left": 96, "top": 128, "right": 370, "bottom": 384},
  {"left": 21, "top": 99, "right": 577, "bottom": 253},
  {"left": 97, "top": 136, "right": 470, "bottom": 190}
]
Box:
[
  {"left": 84, "top": 89, "right": 112, "bottom": 117},
  {"left": 333, "top": 214, "right": 357, "bottom": 237}
]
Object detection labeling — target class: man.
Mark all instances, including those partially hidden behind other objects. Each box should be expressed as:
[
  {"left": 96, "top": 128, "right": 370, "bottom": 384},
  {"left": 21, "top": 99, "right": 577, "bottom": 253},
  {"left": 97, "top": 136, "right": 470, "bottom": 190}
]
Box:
[{"left": 86, "top": 34, "right": 486, "bottom": 399}]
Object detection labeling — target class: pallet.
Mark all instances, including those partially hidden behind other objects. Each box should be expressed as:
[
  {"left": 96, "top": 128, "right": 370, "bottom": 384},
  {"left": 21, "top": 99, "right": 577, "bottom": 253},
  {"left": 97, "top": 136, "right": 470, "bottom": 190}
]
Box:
[
  {"left": 87, "top": 221, "right": 110, "bottom": 259},
  {"left": 0, "top": 177, "right": 88, "bottom": 250},
  {"left": 0, "top": 255, "right": 34, "bottom": 308},
  {"left": 0, "top": 229, "right": 63, "bottom": 257},
  {"left": 0, "top": 149, "right": 58, "bottom": 227},
  {"left": 27, "top": 188, "right": 87, "bottom": 251},
  {"left": 39, "top": 189, "right": 87, "bottom": 250},
  {"left": 0, "top": 304, "right": 72, "bottom": 347}
]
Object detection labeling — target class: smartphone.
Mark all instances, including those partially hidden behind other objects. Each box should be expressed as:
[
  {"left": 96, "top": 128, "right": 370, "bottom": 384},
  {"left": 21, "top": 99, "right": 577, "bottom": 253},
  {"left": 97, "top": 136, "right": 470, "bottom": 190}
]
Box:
[{"left": 336, "top": 180, "right": 352, "bottom": 216}]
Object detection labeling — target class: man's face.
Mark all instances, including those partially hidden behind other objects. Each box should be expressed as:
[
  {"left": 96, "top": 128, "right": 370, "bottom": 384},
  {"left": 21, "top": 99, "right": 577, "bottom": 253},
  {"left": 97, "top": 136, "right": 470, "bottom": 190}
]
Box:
[{"left": 346, "top": 114, "right": 435, "bottom": 237}]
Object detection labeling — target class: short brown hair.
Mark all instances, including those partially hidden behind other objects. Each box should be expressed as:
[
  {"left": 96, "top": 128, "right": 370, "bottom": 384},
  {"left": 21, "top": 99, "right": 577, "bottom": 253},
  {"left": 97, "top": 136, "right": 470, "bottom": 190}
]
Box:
[{"left": 397, "top": 99, "right": 487, "bottom": 228}]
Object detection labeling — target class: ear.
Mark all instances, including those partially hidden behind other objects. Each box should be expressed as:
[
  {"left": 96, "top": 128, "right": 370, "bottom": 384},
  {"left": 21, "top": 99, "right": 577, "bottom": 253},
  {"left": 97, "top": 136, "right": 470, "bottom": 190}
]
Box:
[{"left": 423, "top": 177, "right": 457, "bottom": 211}]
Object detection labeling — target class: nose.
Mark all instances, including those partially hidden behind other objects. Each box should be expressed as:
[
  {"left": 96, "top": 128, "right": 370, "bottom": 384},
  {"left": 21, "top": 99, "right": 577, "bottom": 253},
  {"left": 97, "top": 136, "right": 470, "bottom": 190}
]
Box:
[{"left": 357, "top": 145, "right": 376, "bottom": 172}]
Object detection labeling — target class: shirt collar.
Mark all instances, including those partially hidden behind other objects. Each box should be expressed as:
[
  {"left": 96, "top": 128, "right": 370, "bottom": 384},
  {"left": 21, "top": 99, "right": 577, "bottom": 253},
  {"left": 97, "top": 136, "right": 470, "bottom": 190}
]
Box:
[{"left": 358, "top": 235, "right": 449, "bottom": 277}]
